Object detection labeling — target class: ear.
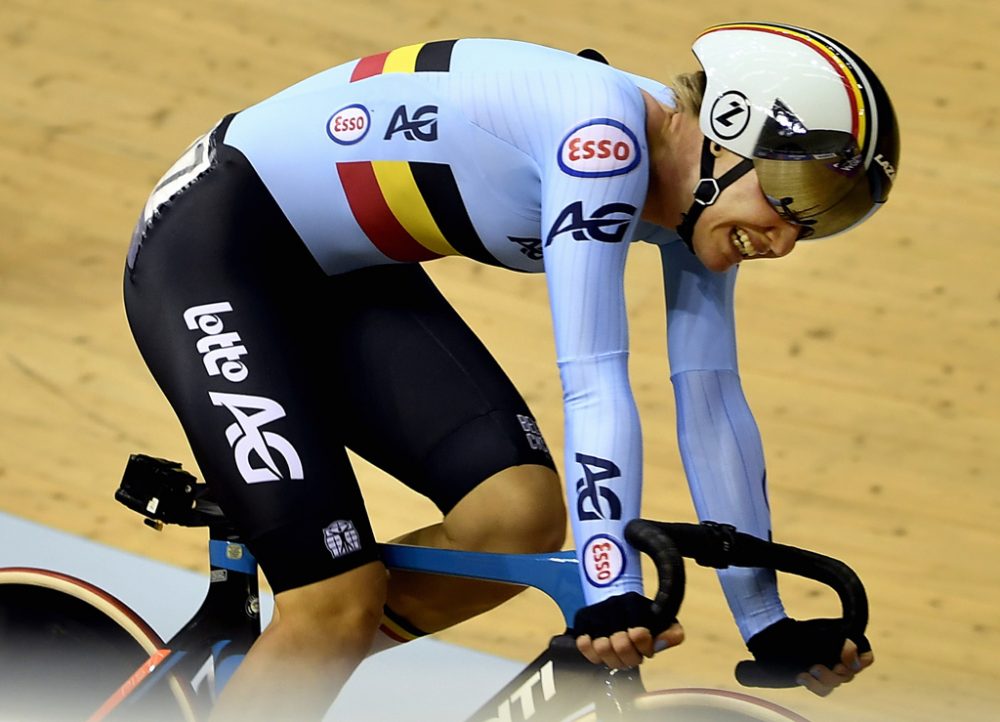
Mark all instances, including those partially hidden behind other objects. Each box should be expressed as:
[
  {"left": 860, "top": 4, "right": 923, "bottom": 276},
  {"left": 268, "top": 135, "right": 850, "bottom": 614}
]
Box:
[{"left": 708, "top": 141, "right": 725, "bottom": 157}]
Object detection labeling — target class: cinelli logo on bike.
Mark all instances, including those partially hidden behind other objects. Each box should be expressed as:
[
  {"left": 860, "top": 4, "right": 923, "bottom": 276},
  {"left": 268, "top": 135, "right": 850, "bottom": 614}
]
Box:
[
  {"left": 485, "top": 659, "right": 555, "bottom": 722},
  {"left": 384, "top": 104, "right": 438, "bottom": 141},
  {"left": 544, "top": 201, "right": 636, "bottom": 246},
  {"left": 183, "top": 302, "right": 304, "bottom": 484}
]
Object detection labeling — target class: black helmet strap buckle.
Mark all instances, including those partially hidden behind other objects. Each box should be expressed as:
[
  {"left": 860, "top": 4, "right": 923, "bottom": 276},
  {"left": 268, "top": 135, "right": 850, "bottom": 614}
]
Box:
[{"left": 676, "top": 138, "right": 753, "bottom": 253}]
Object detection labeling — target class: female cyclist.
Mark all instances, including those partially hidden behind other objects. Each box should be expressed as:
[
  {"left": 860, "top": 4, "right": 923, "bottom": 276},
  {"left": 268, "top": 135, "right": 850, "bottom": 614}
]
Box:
[{"left": 123, "top": 22, "right": 898, "bottom": 720}]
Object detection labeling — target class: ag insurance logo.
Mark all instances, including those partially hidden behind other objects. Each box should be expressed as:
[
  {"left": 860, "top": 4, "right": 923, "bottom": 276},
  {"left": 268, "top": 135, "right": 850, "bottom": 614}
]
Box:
[
  {"left": 558, "top": 118, "right": 640, "bottom": 178},
  {"left": 327, "top": 103, "right": 371, "bottom": 145}
]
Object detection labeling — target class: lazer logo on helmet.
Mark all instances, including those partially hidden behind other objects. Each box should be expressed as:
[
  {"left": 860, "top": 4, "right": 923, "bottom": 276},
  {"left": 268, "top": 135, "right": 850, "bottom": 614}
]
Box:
[
  {"left": 874, "top": 153, "right": 896, "bottom": 180},
  {"left": 545, "top": 201, "right": 636, "bottom": 246},
  {"left": 384, "top": 104, "right": 438, "bottom": 141},
  {"left": 184, "top": 302, "right": 304, "bottom": 485},
  {"left": 327, "top": 104, "right": 370, "bottom": 145},
  {"left": 558, "top": 118, "right": 641, "bottom": 177}
]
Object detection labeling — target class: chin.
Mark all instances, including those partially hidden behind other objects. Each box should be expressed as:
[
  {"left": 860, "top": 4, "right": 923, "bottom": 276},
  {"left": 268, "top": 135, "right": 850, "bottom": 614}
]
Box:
[{"left": 693, "top": 246, "right": 735, "bottom": 273}]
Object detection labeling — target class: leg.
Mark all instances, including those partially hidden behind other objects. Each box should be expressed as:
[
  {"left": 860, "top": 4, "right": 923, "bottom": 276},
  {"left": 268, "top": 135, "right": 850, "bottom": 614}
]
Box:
[
  {"left": 126, "top": 140, "right": 386, "bottom": 718},
  {"left": 387, "top": 463, "right": 566, "bottom": 633},
  {"left": 327, "top": 264, "right": 565, "bottom": 637},
  {"left": 210, "top": 563, "right": 387, "bottom": 722}
]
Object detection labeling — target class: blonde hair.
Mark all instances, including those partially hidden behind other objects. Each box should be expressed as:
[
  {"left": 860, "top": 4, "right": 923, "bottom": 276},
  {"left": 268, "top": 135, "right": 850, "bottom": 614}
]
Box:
[{"left": 671, "top": 71, "right": 706, "bottom": 115}]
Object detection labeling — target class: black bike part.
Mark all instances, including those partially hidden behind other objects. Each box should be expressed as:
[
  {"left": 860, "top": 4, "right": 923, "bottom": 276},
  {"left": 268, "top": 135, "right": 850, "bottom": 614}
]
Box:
[
  {"left": 0, "top": 581, "right": 186, "bottom": 721},
  {"left": 570, "top": 520, "right": 685, "bottom": 639},
  {"left": 117, "top": 453, "right": 225, "bottom": 528},
  {"left": 638, "top": 520, "right": 868, "bottom": 688},
  {"left": 465, "top": 633, "right": 644, "bottom": 722}
]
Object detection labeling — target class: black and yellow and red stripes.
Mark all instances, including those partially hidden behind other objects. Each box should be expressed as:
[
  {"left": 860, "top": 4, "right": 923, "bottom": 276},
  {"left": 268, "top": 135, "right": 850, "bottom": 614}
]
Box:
[
  {"left": 350, "top": 40, "right": 457, "bottom": 83},
  {"left": 699, "top": 23, "right": 869, "bottom": 150},
  {"left": 340, "top": 40, "right": 506, "bottom": 266},
  {"left": 336, "top": 160, "right": 502, "bottom": 266}
]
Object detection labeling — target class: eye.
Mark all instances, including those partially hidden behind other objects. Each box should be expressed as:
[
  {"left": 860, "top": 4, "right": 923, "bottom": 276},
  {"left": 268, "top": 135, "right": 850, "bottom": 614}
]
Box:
[{"left": 767, "top": 195, "right": 816, "bottom": 239}]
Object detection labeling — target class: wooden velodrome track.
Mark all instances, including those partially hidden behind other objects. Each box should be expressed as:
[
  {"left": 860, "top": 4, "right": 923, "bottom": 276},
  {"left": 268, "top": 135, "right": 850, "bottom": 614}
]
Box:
[{"left": 1, "top": 0, "right": 997, "bottom": 719}]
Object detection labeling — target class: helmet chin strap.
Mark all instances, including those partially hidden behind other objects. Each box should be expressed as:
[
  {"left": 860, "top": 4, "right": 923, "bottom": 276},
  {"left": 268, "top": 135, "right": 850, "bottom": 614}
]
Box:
[{"left": 675, "top": 138, "right": 754, "bottom": 253}]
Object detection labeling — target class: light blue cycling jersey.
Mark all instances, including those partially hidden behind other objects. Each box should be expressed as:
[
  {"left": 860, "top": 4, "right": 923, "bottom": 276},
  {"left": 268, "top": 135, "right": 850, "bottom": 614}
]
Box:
[{"left": 224, "top": 38, "right": 785, "bottom": 640}]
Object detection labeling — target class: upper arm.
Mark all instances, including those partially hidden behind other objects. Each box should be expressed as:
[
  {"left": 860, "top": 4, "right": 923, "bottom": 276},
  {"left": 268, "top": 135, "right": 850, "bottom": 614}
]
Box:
[{"left": 539, "top": 76, "right": 649, "bottom": 362}]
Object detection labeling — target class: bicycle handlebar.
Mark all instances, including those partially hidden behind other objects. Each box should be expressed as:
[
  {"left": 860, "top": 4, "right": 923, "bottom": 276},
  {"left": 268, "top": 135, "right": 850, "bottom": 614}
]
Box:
[
  {"left": 635, "top": 520, "right": 869, "bottom": 688},
  {"left": 623, "top": 519, "right": 687, "bottom": 629}
]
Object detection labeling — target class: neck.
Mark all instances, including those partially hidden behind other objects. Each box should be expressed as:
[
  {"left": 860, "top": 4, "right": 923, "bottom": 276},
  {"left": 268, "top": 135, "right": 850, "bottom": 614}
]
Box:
[{"left": 641, "top": 94, "right": 701, "bottom": 230}]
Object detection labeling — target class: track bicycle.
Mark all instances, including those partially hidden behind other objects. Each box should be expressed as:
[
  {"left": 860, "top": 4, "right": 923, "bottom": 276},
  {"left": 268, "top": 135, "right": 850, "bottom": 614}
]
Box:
[{"left": 0, "top": 454, "right": 868, "bottom": 721}]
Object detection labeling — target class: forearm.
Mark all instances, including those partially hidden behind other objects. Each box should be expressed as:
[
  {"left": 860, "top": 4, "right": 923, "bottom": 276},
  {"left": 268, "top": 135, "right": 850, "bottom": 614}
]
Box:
[
  {"left": 672, "top": 368, "right": 786, "bottom": 640},
  {"left": 559, "top": 352, "right": 644, "bottom": 603}
]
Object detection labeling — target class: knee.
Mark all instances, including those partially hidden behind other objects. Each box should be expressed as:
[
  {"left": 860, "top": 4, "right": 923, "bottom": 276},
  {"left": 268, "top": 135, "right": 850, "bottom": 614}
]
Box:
[
  {"left": 270, "top": 562, "right": 387, "bottom": 660},
  {"left": 445, "top": 465, "right": 567, "bottom": 554}
]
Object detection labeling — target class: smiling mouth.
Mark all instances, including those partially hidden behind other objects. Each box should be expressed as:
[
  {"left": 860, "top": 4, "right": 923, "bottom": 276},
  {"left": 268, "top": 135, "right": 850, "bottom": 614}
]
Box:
[{"left": 731, "top": 227, "right": 758, "bottom": 258}]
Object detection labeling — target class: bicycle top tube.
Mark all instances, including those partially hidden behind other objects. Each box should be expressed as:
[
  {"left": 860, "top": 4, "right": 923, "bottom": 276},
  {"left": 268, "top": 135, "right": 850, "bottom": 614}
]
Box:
[{"left": 380, "top": 544, "right": 585, "bottom": 626}]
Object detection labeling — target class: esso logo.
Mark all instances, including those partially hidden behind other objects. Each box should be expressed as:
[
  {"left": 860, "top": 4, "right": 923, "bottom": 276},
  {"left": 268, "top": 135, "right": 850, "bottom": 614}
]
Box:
[
  {"left": 557, "top": 119, "right": 641, "bottom": 178},
  {"left": 582, "top": 534, "right": 625, "bottom": 587},
  {"left": 327, "top": 104, "right": 370, "bottom": 145}
]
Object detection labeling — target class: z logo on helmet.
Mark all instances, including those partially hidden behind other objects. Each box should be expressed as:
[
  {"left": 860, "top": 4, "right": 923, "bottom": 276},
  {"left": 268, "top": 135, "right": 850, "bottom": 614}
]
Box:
[{"left": 710, "top": 90, "right": 751, "bottom": 140}]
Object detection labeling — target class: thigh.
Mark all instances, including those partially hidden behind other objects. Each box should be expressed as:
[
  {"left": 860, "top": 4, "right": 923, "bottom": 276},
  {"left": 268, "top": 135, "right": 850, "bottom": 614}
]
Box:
[
  {"left": 124, "top": 140, "right": 380, "bottom": 594},
  {"left": 329, "top": 264, "right": 557, "bottom": 513}
]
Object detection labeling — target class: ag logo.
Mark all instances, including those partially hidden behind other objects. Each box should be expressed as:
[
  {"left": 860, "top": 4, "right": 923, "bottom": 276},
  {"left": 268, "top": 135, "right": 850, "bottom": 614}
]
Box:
[
  {"left": 558, "top": 118, "right": 641, "bottom": 178},
  {"left": 384, "top": 104, "right": 438, "bottom": 141},
  {"left": 327, "top": 104, "right": 370, "bottom": 145},
  {"left": 508, "top": 236, "right": 543, "bottom": 260},
  {"left": 583, "top": 534, "right": 626, "bottom": 587},
  {"left": 545, "top": 201, "right": 636, "bottom": 246},
  {"left": 209, "top": 392, "right": 305, "bottom": 484},
  {"left": 710, "top": 90, "right": 751, "bottom": 140},
  {"left": 574, "top": 453, "right": 623, "bottom": 521}
]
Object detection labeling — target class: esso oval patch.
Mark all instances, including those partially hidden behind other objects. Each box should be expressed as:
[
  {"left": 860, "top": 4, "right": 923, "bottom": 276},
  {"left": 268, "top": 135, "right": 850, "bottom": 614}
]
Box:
[
  {"left": 327, "top": 104, "right": 370, "bottom": 145},
  {"left": 583, "top": 534, "right": 626, "bottom": 588},
  {"left": 558, "top": 119, "right": 641, "bottom": 178}
]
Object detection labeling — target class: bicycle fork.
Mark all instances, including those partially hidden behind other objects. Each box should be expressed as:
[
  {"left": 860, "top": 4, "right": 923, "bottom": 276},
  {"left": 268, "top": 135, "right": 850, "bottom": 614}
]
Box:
[{"left": 88, "top": 526, "right": 261, "bottom": 722}]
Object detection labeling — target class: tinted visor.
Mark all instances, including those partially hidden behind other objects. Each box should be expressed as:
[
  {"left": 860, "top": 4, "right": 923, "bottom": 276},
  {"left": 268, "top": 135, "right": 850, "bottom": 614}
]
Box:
[{"left": 752, "top": 102, "right": 878, "bottom": 240}]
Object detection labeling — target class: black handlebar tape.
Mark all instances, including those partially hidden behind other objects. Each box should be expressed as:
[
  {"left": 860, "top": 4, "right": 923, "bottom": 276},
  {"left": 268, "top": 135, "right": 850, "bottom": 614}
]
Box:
[
  {"left": 645, "top": 521, "right": 868, "bottom": 643},
  {"left": 734, "top": 660, "right": 804, "bottom": 688},
  {"left": 623, "top": 519, "right": 686, "bottom": 628}
]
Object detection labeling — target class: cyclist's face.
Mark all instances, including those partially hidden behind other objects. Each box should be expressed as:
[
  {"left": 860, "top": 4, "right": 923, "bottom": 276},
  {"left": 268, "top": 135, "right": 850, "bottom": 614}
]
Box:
[{"left": 691, "top": 152, "right": 801, "bottom": 272}]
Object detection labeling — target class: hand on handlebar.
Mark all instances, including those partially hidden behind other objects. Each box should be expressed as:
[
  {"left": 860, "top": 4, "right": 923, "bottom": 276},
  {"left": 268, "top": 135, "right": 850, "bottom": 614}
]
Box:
[
  {"left": 739, "top": 617, "right": 874, "bottom": 696},
  {"left": 795, "top": 636, "right": 874, "bottom": 697},
  {"left": 575, "top": 620, "right": 685, "bottom": 669}
]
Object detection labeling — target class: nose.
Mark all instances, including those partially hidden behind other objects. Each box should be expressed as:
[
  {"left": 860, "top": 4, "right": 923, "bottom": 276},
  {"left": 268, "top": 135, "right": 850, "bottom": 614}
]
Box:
[{"left": 767, "top": 221, "right": 799, "bottom": 257}]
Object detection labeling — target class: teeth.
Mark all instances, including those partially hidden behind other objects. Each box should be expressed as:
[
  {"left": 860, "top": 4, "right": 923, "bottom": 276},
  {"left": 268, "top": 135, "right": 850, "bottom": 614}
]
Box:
[{"left": 731, "top": 227, "right": 757, "bottom": 257}]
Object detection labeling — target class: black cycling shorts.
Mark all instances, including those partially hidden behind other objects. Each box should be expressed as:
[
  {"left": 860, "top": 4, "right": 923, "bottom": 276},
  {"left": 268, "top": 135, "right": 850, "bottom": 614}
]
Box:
[{"left": 123, "top": 122, "right": 555, "bottom": 594}]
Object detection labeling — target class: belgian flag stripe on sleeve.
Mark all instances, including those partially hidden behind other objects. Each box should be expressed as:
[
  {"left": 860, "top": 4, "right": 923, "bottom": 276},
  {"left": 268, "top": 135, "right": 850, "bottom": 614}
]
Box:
[
  {"left": 351, "top": 39, "right": 457, "bottom": 81},
  {"left": 414, "top": 40, "right": 457, "bottom": 72},
  {"left": 410, "top": 162, "right": 503, "bottom": 267},
  {"left": 336, "top": 161, "right": 442, "bottom": 262}
]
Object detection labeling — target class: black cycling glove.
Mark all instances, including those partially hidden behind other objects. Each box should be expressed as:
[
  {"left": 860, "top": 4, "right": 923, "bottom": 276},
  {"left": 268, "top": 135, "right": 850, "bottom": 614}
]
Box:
[
  {"left": 736, "top": 617, "right": 872, "bottom": 687},
  {"left": 570, "top": 591, "right": 673, "bottom": 639}
]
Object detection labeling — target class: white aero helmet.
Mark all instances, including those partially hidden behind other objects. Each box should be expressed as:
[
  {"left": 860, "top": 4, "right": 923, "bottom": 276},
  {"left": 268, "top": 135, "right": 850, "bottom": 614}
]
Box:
[{"left": 682, "top": 22, "right": 899, "bottom": 242}]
